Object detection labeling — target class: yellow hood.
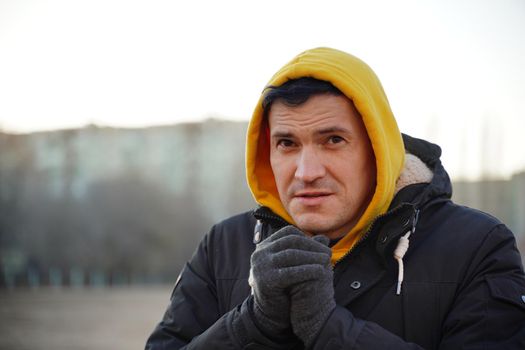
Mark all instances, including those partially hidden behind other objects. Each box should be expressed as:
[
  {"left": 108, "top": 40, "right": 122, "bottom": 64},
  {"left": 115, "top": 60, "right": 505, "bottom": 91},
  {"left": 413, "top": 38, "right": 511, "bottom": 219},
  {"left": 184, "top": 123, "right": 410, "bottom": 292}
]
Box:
[{"left": 246, "top": 47, "right": 405, "bottom": 264}]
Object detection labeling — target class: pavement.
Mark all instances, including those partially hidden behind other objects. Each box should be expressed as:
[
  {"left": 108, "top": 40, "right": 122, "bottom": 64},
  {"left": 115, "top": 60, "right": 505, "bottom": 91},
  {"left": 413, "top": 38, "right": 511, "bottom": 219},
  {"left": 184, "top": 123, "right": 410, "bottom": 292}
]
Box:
[{"left": 0, "top": 286, "right": 173, "bottom": 350}]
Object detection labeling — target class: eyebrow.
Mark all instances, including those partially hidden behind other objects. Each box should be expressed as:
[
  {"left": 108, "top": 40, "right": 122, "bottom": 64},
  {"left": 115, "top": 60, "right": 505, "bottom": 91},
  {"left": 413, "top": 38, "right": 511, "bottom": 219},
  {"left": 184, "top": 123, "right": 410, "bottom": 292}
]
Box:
[
  {"left": 271, "top": 126, "right": 352, "bottom": 138},
  {"left": 316, "top": 126, "right": 352, "bottom": 135},
  {"left": 271, "top": 131, "right": 294, "bottom": 139}
]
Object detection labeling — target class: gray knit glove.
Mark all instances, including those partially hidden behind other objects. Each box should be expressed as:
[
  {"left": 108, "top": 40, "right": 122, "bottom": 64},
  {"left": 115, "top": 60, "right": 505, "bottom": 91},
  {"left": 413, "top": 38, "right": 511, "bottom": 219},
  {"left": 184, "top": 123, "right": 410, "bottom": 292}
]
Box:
[
  {"left": 249, "top": 225, "right": 333, "bottom": 339},
  {"left": 289, "top": 234, "right": 336, "bottom": 348}
]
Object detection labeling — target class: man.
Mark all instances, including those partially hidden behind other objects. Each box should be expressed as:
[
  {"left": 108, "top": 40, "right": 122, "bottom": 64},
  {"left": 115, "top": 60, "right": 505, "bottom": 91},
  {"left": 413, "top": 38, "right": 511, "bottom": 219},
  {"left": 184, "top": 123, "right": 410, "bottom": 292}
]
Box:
[{"left": 146, "top": 47, "right": 525, "bottom": 349}]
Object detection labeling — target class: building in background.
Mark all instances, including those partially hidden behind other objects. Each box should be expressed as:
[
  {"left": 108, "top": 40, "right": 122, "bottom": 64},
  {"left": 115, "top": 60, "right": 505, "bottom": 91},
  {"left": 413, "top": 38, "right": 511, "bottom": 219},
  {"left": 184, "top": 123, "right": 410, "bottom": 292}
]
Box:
[
  {"left": 0, "top": 121, "right": 523, "bottom": 288},
  {"left": 453, "top": 172, "right": 525, "bottom": 245}
]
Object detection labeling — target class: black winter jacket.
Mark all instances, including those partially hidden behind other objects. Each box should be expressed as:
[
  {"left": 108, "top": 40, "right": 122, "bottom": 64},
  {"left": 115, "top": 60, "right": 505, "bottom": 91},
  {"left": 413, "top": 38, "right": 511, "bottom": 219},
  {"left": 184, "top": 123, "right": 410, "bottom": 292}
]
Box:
[{"left": 146, "top": 136, "right": 525, "bottom": 349}]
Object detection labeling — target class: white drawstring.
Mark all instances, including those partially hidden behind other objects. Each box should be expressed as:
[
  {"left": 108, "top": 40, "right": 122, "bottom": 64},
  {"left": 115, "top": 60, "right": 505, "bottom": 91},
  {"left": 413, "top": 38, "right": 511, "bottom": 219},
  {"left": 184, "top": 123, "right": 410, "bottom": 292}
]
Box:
[
  {"left": 394, "top": 210, "right": 420, "bottom": 295},
  {"left": 394, "top": 231, "right": 411, "bottom": 295},
  {"left": 249, "top": 220, "right": 263, "bottom": 295}
]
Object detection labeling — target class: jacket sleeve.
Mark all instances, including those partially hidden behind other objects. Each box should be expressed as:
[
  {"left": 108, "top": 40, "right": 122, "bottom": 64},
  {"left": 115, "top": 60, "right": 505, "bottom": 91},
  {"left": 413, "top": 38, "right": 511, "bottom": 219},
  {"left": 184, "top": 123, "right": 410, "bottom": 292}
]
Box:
[
  {"left": 144, "top": 226, "right": 228, "bottom": 349},
  {"left": 311, "top": 306, "right": 425, "bottom": 350},
  {"left": 311, "top": 224, "right": 525, "bottom": 350},
  {"left": 438, "top": 224, "right": 525, "bottom": 349},
  {"left": 145, "top": 226, "right": 300, "bottom": 350}
]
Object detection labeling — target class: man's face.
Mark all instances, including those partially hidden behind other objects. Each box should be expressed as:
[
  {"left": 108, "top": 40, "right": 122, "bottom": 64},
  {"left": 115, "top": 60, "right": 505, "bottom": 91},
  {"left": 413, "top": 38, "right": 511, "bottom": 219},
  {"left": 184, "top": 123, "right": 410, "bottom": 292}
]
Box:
[{"left": 269, "top": 94, "right": 376, "bottom": 239}]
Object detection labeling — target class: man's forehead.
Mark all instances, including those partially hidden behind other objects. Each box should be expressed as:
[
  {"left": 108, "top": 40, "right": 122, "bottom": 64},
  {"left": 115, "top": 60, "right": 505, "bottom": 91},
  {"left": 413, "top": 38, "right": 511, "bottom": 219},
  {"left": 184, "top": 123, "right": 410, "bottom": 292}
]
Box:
[
  {"left": 270, "top": 125, "right": 353, "bottom": 138},
  {"left": 267, "top": 95, "right": 362, "bottom": 134}
]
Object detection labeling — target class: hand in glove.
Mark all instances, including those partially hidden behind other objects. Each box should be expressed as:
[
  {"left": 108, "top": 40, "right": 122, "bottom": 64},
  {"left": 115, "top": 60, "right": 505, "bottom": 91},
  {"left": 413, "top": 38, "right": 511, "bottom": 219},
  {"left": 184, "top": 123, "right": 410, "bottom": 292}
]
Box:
[
  {"left": 289, "top": 234, "right": 336, "bottom": 348},
  {"left": 248, "top": 225, "right": 333, "bottom": 339}
]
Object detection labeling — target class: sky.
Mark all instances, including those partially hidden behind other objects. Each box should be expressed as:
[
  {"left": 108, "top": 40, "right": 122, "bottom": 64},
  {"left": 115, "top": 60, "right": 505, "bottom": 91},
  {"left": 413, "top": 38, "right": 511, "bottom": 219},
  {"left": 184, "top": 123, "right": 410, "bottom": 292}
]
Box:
[{"left": 0, "top": 0, "right": 524, "bottom": 179}]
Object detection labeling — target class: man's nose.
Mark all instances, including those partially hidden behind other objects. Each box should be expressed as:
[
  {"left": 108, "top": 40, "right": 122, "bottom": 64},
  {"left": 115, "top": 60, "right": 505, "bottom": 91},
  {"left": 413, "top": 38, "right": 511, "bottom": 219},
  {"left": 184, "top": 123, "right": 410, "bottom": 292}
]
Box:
[{"left": 295, "top": 148, "right": 326, "bottom": 183}]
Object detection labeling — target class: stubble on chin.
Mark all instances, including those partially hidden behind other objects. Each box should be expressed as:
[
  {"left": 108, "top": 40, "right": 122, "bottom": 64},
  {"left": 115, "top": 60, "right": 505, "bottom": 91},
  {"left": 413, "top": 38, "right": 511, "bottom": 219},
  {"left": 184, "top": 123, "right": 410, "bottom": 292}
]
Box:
[{"left": 290, "top": 211, "right": 330, "bottom": 236}]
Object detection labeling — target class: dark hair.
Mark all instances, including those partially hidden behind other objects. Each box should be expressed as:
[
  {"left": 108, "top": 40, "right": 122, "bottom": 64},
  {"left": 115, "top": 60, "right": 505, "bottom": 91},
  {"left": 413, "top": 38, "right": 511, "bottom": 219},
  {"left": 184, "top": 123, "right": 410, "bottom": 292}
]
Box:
[{"left": 262, "top": 77, "right": 343, "bottom": 117}]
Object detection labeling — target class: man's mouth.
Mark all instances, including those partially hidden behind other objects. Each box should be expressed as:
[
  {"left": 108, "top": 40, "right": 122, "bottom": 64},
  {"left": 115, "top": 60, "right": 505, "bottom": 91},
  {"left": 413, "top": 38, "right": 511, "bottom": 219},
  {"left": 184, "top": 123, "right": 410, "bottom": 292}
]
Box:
[
  {"left": 295, "top": 191, "right": 331, "bottom": 197},
  {"left": 293, "top": 191, "right": 333, "bottom": 205}
]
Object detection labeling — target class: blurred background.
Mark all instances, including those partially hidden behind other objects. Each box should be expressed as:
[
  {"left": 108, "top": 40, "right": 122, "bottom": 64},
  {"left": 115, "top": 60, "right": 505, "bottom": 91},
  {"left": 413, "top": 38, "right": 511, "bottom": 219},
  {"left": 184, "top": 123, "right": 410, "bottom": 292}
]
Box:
[{"left": 1, "top": 0, "right": 524, "bottom": 349}]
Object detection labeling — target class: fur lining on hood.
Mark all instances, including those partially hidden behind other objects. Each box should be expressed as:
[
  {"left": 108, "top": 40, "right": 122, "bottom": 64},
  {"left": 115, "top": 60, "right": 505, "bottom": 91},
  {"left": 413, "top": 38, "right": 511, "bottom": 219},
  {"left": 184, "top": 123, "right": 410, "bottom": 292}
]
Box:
[{"left": 395, "top": 154, "right": 434, "bottom": 195}]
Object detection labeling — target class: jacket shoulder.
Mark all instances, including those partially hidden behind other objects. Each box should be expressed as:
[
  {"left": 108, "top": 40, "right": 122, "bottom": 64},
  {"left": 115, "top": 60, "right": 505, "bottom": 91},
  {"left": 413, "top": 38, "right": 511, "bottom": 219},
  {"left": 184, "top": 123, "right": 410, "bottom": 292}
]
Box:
[
  {"left": 452, "top": 202, "right": 505, "bottom": 226},
  {"left": 446, "top": 203, "right": 519, "bottom": 261},
  {"left": 209, "top": 211, "right": 257, "bottom": 241},
  {"left": 426, "top": 200, "right": 510, "bottom": 241},
  {"left": 202, "top": 211, "right": 256, "bottom": 279},
  {"left": 416, "top": 200, "right": 523, "bottom": 281}
]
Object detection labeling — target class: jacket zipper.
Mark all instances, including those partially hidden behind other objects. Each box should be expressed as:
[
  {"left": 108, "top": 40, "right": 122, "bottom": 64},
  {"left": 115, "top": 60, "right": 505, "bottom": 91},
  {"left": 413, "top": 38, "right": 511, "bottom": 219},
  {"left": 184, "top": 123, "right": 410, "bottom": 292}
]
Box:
[
  {"left": 253, "top": 208, "right": 289, "bottom": 227},
  {"left": 254, "top": 205, "right": 415, "bottom": 267},
  {"left": 252, "top": 208, "right": 290, "bottom": 242},
  {"left": 334, "top": 204, "right": 411, "bottom": 267}
]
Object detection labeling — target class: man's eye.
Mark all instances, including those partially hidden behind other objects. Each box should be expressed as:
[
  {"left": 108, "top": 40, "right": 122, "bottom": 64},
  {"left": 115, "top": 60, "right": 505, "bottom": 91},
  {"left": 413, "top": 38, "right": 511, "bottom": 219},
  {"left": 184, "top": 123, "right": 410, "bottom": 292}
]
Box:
[
  {"left": 328, "top": 136, "right": 345, "bottom": 144},
  {"left": 277, "top": 139, "right": 295, "bottom": 148}
]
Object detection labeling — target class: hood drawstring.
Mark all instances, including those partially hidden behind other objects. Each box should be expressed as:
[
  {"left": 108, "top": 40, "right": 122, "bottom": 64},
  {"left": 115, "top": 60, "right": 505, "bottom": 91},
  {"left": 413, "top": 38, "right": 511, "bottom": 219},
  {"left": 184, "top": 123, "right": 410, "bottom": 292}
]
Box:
[
  {"left": 253, "top": 220, "right": 263, "bottom": 244},
  {"left": 249, "top": 220, "right": 264, "bottom": 295},
  {"left": 394, "top": 210, "right": 420, "bottom": 295}
]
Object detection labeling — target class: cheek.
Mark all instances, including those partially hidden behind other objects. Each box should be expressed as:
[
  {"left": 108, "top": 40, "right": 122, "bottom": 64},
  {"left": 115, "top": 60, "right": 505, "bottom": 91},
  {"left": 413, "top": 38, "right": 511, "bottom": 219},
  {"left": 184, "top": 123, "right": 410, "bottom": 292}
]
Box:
[
  {"left": 338, "top": 151, "right": 375, "bottom": 191},
  {"left": 270, "top": 154, "right": 290, "bottom": 196},
  {"left": 364, "top": 151, "right": 377, "bottom": 187},
  {"left": 353, "top": 143, "right": 376, "bottom": 176},
  {"left": 355, "top": 153, "right": 376, "bottom": 200}
]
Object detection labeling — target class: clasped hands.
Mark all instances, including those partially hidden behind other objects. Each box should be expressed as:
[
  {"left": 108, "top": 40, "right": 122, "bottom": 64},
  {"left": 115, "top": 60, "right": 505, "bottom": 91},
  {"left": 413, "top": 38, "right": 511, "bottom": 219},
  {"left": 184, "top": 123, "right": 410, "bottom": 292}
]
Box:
[{"left": 249, "top": 225, "right": 336, "bottom": 348}]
